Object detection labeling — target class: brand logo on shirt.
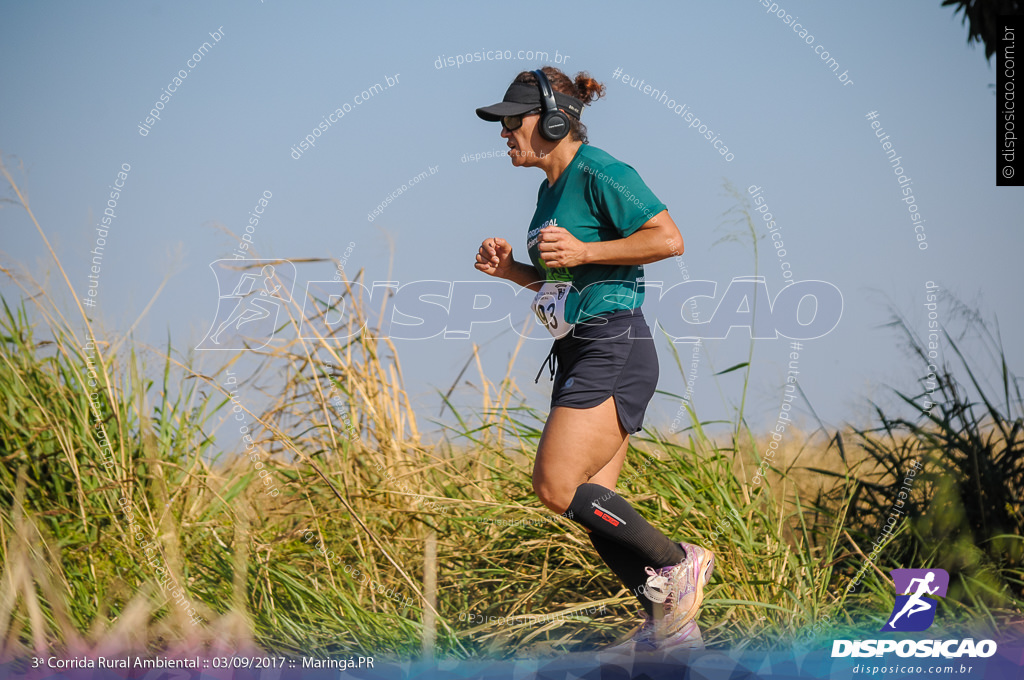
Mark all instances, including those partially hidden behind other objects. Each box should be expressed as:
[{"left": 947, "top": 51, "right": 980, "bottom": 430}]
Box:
[{"left": 526, "top": 219, "right": 558, "bottom": 248}]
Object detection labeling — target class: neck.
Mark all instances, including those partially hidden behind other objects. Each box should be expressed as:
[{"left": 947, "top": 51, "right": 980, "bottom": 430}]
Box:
[{"left": 542, "top": 140, "right": 583, "bottom": 186}]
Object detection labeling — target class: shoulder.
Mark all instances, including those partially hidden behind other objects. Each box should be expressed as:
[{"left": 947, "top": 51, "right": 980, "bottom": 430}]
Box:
[
  {"left": 576, "top": 145, "right": 618, "bottom": 174},
  {"left": 576, "top": 145, "right": 642, "bottom": 180}
]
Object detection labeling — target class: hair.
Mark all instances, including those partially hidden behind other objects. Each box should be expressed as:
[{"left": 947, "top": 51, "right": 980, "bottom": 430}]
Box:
[{"left": 513, "top": 67, "right": 605, "bottom": 144}]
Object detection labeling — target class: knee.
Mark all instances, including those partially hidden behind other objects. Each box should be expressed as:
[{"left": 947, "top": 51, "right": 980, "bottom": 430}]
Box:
[{"left": 532, "top": 476, "right": 573, "bottom": 515}]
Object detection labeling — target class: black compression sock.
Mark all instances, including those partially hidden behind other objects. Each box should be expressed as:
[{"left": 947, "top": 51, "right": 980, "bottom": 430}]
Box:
[
  {"left": 589, "top": 532, "right": 656, "bottom": 617},
  {"left": 566, "top": 483, "right": 686, "bottom": 568}
]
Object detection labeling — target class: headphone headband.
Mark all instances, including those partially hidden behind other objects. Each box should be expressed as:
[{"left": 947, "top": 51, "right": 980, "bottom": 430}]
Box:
[{"left": 534, "top": 70, "right": 558, "bottom": 116}]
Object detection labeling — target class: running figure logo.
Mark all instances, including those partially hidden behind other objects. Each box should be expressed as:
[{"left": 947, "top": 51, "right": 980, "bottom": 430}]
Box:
[
  {"left": 882, "top": 568, "right": 949, "bottom": 632},
  {"left": 196, "top": 260, "right": 296, "bottom": 350}
]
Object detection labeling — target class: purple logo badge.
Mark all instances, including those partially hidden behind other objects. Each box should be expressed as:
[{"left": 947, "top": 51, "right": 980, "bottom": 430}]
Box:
[{"left": 882, "top": 568, "right": 949, "bottom": 632}]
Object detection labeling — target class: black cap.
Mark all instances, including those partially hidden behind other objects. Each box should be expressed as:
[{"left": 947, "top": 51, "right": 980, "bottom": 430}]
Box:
[{"left": 476, "top": 82, "right": 584, "bottom": 122}]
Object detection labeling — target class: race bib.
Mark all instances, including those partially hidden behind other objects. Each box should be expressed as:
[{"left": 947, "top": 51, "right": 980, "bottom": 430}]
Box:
[{"left": 530, "top": 280, "right": 574, "bottom": 339}]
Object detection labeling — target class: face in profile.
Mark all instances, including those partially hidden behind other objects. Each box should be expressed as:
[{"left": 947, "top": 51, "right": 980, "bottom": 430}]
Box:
[{"left": 501, "top": 113, "right": 551, "bottom": 168}]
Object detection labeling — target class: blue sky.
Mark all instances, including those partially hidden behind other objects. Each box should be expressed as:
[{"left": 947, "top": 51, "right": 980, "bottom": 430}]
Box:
[{"left": 2, "top": 0, "right": 1021, "bottom": 443}]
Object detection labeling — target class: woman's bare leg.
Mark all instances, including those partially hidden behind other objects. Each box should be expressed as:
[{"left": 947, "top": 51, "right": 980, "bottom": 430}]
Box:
[{"left": 532, "top": 396, "right": 628, "bottom": 514}]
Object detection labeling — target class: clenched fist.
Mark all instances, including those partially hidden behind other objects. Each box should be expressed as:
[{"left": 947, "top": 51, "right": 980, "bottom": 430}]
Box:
[
  {"left": 536, "top": 225, "right": 587, "bottom": 269},
  {"left": 475, "top": 237, "right": 515, "bottom": 278}
]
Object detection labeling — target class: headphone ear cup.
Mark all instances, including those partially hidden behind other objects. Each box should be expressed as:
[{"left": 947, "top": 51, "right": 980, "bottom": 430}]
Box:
[{"left": 541, "top": 110, "right": 570, "bottom": 141}]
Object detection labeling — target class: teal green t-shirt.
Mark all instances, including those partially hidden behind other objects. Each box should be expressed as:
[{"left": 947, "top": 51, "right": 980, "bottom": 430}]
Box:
[{"left": 526, "top": 144, "right": 667, "bottom": 324}]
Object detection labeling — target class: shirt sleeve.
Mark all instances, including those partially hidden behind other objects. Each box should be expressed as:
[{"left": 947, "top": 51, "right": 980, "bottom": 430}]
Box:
[{"left": 587, "top": 161, "right": 667, "bottom": 237}]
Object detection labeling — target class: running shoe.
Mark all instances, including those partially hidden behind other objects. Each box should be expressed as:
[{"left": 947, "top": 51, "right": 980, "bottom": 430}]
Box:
[{"left": 660, "top": 543, "right": 715, "bottom": 636}]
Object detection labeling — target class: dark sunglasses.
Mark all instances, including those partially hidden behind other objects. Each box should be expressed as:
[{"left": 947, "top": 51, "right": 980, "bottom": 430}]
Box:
[{"left": 501, "top": 109, "right": 541, "bottom": 132}]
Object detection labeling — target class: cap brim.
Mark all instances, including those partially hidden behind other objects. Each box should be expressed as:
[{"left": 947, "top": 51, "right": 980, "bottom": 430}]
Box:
[{"left": 475, "top": 101, "right": 537, "bottom": 122}]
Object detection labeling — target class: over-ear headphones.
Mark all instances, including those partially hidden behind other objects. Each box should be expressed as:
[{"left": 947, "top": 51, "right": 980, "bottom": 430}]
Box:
[{"left": 533, "top": 69, "right": 571, "bottom": 141}]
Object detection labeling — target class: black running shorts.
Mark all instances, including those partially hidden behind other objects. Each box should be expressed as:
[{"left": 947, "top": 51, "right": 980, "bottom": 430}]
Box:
[{"left": 538, "top": 308, "right": 659, "bottom": 435}]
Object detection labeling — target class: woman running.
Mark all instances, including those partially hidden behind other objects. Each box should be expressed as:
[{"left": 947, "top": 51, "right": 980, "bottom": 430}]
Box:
[{"left": 473, "top": 66, "right": 714, "bottom": 651}]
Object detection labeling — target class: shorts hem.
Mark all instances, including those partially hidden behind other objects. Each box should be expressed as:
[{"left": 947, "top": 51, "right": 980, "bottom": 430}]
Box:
[{"left": 549, "top": 392, "right": 643, "bottom": 435}]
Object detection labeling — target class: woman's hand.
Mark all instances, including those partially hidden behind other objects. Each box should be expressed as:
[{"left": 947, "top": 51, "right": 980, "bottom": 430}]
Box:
[
  {"left": 537, "top": 225, "right": 587, "bottom": 269},
  {"left": 475, "top": 237, "right": 515, "bottom": 278}
]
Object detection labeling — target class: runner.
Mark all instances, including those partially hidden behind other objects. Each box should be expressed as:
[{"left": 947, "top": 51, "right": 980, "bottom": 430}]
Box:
[{"left": 473, "top": 67, "right": 714, "bottom": 651}]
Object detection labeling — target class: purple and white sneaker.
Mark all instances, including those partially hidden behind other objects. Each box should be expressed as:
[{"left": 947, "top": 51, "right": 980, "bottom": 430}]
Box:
[
  {"left": 643, "top": 543, "right": 715, "bottom": 639},
  {"left": 663, "top": 543, "right": 715, "bottom": 634}
]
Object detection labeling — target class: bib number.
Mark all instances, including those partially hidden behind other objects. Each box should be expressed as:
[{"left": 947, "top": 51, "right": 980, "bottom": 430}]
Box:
[{"left": 531, "top": 281, "right": 574, "bottom": 339}]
